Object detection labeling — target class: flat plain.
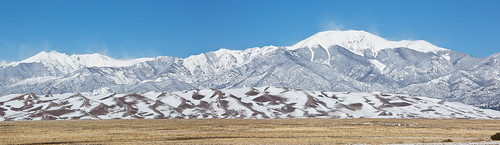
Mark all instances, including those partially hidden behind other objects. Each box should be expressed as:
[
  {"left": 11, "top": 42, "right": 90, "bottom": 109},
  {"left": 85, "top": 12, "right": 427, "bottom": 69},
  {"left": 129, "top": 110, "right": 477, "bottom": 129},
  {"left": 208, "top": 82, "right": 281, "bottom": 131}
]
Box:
[{"left": 1, "top": 119, "right": 499, "bottom": 144}]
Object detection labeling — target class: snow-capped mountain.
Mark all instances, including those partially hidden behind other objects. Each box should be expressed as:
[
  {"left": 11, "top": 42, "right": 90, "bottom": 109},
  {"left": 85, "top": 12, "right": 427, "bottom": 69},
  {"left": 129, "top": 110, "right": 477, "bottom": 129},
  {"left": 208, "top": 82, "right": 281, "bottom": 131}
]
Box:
[
  {"left": 11, "top": 50, "right": 153, "bottom": 68},
  {"left": 0, "top": 30, "right": 499, "bottom": 110},
  {"left": 289, "top": 30, "right": 447, "bottom": 56},
  {"left": 1, "top": 86, "right": 499, "bottom": 121}
]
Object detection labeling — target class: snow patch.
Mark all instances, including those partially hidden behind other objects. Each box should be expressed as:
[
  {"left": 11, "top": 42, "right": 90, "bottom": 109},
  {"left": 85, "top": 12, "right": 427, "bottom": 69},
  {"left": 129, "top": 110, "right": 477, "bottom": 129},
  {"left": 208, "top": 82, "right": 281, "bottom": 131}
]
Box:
[
  {"left": 369, "top": 59, "right": 387, "bottom": 73},
  {"left": 442, "top": 53, "right": 451, "bottom": 61}
]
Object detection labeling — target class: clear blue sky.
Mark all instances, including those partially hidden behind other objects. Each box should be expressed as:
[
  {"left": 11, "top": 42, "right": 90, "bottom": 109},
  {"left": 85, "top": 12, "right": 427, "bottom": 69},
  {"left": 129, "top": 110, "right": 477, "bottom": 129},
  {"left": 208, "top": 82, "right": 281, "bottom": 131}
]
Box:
[{"left": 0, "top": 0, "right": 499, "bottom": 62}]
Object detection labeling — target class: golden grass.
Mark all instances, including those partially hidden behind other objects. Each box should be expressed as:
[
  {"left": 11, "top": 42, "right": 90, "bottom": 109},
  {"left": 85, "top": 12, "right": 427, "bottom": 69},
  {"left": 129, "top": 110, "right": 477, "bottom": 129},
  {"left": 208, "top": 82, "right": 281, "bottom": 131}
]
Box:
[{"left": 0, "top": 118, "right": 499, "bottom": 144}]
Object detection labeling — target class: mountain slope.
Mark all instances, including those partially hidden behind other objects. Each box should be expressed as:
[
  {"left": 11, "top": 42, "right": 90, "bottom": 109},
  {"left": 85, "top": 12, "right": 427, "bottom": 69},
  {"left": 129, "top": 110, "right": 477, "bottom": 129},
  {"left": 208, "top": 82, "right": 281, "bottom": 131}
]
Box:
[
  {"left": 0, "top": 30, "right": 498, "bottom": 110},
  {"left": 1, "top": 86, "right": 498, "bottom": 121}
]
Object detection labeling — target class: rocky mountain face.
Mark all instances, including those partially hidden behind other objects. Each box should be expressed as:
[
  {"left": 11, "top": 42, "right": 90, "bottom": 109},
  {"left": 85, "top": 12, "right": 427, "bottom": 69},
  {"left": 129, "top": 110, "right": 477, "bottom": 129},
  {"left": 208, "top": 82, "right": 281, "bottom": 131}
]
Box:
[
  {"left": 1, "top": 86, "right": 499, "bottom": 121},
  {"left": 0, "top": 30, "right": 498, "bottom": 110}
]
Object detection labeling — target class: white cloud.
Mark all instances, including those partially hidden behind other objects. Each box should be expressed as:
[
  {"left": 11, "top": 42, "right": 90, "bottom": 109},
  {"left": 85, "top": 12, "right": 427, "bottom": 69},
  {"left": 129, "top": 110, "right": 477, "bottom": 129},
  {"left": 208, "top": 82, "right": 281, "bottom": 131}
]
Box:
[
  {"left": 318, "top": 19, "right": 381, "bottom": 37},
  {"left": 97, "top": 48, "right": 108, "bottom": 56},
  {"left": 319, "top": 21, "right": 344, "bottom": 31},
  {"left": 81, "top": 43, "right": 110, "bottom": 56},
  {"left": 17, "top": 41, "right": 51, "bottom": 60},
  {"left": 0, "top": 60, "right": 7, "bottom": 66},
  {"left": 368, "top": 24, "right": 380, "bottom": 36}
]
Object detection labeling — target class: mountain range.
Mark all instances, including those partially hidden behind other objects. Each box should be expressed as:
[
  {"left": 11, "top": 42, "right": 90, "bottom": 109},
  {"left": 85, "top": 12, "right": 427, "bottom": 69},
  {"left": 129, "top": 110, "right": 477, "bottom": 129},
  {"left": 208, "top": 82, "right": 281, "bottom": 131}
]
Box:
[{"left": 0, "top": 30, "right": 499, "bottom": 110}]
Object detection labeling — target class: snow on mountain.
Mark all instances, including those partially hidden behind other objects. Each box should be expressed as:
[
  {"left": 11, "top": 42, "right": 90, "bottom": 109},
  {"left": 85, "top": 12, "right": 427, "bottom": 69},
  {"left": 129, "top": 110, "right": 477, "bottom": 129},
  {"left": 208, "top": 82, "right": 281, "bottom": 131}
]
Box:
[
  {"left": 9, "top": 50, "right": 153, "bottom": 68},
  {"left": 71, "top": 53, "right": 154, "bottom": 67},
  {"left": 12, "top": 51, "right": 81, "bottom": 73},
  {"left": 1, "top": 86, "right": 498, "bottom": 121},
  {"left": 0, "top": 30, "right": 498, "bottom": 112},
  {"left": 182, "top": 46, "right": 280, "bottom": 74},
  {"left": 368, "top": 59, "right": 387, "bottom": 73},
  {"left": 288, "top": 30, "right": 448, "bottom": 56}
]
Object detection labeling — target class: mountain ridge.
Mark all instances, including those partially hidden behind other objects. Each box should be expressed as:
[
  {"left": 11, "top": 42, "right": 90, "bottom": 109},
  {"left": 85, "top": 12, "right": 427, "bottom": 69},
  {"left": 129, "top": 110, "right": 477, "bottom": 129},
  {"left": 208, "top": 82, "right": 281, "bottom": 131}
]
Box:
[
  {"left": 288, "top": 30, "right": 448, "bottom": 56},
  {"left": 3, "top": 30, "right": 450, "bottom": 66},
  {"left": 0, "top": 30, "right": 498, "bottom": 111},
  {"left": 8, "top": 50, "right": 154, "bottom": 68}
]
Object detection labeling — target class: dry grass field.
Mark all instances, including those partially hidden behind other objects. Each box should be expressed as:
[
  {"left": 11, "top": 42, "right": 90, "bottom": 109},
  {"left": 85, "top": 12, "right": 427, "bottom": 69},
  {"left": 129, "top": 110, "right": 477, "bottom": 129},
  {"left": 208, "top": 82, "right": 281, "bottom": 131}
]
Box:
[{"left": 0, "top": 119, "right": 499, "bottom": 144}]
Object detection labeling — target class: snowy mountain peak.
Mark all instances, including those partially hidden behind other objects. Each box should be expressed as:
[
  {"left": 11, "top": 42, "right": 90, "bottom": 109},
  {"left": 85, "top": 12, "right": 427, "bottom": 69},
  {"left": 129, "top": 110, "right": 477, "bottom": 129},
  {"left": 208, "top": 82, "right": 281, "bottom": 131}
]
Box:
[
  {"left": 13, "top": 50, "right": 80, "bottom": 70},
  {"left": 70, "top": 53, "right": 154, "bottom": 67},
  {"left": 397, "top": 40, "right": 445, "bottom": 53},
  {"left": 9, "top": 50, "right": 154, "bottom": 68},
  {"left": 71, "top": 53, "right": 112, "bottom": 61},
  {"left": 20, "top": 50, "right": 71, "bottom": 64},
  {"left": 288, "top": 30, "right": 448, "bottom": 56}
]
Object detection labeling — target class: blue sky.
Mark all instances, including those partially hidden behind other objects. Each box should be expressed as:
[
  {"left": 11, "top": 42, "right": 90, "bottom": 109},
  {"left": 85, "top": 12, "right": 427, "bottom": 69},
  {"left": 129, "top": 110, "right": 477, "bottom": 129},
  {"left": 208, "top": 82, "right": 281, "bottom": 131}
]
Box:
[{"left": 0, "top": 0, "right": 499, "bottom": 62}]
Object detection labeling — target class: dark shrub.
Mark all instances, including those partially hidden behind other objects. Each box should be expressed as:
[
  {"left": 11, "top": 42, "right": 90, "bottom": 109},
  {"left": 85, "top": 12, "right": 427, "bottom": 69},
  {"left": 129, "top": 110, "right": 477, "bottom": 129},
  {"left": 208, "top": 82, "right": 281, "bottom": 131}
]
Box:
[
  {"left": 492, "top": 133, "right": 500, "bottom": 140},
  {"left": 442, "top": 139, "right": 452, "bottom": 142}
]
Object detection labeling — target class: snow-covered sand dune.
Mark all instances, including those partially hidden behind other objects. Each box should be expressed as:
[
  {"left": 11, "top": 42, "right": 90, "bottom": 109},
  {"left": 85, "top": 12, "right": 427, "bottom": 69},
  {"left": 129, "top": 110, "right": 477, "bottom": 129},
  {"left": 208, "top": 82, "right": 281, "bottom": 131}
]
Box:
[{"left": 1, "top": 86, "right": 499, "bottom": 121}]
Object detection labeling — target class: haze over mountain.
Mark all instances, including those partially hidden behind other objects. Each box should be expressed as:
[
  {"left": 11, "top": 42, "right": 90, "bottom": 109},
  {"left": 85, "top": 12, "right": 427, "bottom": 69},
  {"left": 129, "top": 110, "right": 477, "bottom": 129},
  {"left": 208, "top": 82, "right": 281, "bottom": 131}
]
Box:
[{"left": 1, "top": 30, "right": 499, "bottom": 110}]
